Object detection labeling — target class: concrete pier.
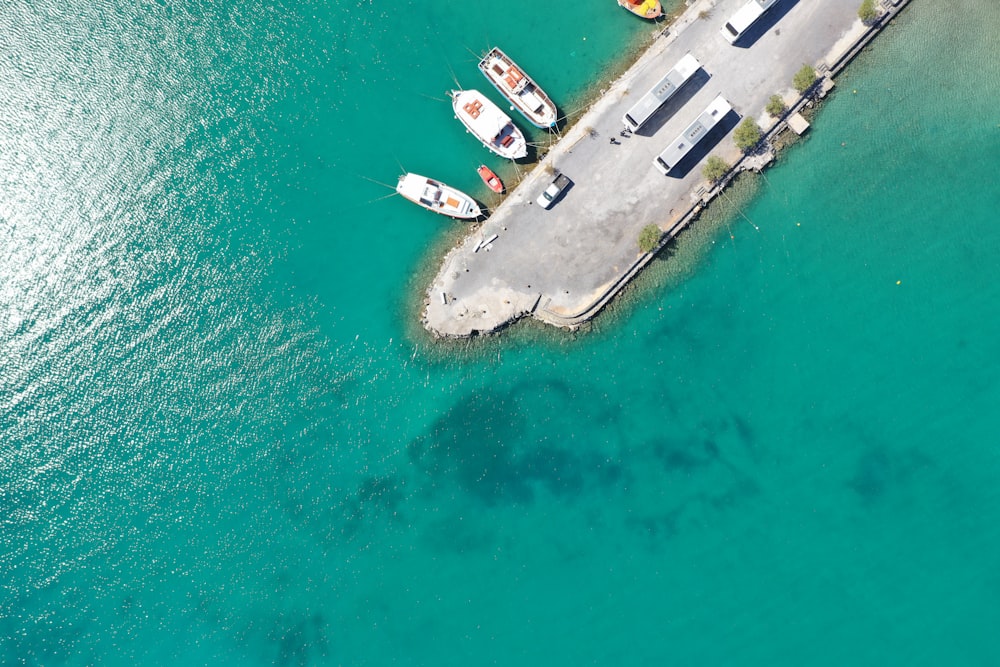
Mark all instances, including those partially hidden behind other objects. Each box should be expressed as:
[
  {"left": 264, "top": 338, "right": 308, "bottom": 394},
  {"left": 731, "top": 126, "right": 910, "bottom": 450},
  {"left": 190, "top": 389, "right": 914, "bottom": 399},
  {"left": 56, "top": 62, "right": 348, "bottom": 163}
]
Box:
[{"left": 422, "top": 0, "right": 910, "bottom": 338}]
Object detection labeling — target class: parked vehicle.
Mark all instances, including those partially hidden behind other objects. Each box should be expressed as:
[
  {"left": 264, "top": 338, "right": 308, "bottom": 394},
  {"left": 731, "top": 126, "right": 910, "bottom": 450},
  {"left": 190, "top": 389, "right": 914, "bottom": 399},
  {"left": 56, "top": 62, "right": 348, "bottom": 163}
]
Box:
[
  {"left": 720, "top": 0, "right": 779, "bottom": 44},
  {"left": 536, "top": 173, "right": 571, "bottom": 209},
  {"left": 653, "top": 95, "right": 732, "bottom": 175},
  {"left": 622, "top": 53, "right": 701, "bottom": 133}
]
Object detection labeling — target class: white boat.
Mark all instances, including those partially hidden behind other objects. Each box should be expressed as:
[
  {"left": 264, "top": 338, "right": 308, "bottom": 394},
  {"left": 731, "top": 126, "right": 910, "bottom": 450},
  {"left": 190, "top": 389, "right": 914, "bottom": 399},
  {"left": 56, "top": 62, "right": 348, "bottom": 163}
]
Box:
[
  {"left": 450, "top": 89, "right": 528, "bottom": 160},
  {"left": 477, "top": 47, "right": 558, "bottom": 129},
  {"left": 396, "top": 173, "right": 482, "bottom": 219}
]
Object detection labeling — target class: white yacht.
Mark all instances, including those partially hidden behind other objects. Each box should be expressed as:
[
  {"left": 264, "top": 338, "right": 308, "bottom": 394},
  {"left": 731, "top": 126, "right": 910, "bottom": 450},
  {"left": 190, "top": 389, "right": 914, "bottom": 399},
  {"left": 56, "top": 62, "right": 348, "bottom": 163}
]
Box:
[
  {"left": 477, "top": 47, "right": 558, "bottom": 129},
  {"left": 451, "top": 89, "right": 528, "bottom": 160},
  {"left": 396, "top": 173, "right": 482, "bottom": 219}
]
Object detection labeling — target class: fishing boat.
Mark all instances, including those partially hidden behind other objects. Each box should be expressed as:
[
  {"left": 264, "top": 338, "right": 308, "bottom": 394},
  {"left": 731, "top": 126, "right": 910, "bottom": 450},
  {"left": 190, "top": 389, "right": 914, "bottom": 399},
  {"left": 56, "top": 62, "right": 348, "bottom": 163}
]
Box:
[
  {"left": 396, "top": 173, "right": 482, "bottom": 219},
  {"left": 617, "top": 0, "right": 663, "bottom": 20},
  {"left": 477, "top": 165, "right": 504, "bottom": 194},
  {"left": 477, "top": 47, "right": 558, "bottom": 129},
  {"left": 450, "top": 89, "right": 528, "bottom": 160}
]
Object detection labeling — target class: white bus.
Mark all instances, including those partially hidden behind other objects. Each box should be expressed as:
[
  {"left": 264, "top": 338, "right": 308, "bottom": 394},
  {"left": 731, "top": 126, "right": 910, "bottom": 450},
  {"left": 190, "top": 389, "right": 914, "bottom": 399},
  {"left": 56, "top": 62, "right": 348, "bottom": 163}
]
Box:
[
  {"left": 622, "top": 54, "right": 702, "bottom": 133},
  {"left": 653, "top": 95, "right": 733, "bottom": 175},
  {"left": 720, "top": 0, "right": 779, "bottom": 45}
]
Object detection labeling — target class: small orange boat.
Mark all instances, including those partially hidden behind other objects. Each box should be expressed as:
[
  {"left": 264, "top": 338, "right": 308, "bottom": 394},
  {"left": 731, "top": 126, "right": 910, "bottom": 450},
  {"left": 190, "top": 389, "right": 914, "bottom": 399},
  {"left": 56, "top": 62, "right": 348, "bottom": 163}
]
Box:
[
  {"left": 477, "top": 165, "right": 504, "bottom": 194},
  {"left": 617, "top": 0, "right": 662, "bottom": 20}
]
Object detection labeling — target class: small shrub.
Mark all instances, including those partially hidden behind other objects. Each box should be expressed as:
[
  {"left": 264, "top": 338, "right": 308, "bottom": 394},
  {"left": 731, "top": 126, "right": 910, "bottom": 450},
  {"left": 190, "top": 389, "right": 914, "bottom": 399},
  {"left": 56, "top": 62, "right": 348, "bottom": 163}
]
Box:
[
  {"left": 733, "top": 117, "right": 762, "bottom": 153},
  {"left": 702, "top": 155, "right": 729, "bottom": 184},
  {"left": 766, "top": 94, "right": 786, "bottom": 117},
  {"left": 859, "top": 0, "right": 878, "bottom": 23},
  {"left": 793, "top": 64, "right": 817, "bottom": 94},
  {"left": 638, "top": 224, "right": 662, "bottom": 253}
]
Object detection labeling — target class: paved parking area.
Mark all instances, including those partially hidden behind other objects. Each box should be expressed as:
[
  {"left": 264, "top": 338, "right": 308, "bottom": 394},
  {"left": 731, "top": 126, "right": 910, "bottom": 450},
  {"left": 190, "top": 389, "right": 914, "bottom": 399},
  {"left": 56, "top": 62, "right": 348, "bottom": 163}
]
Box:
[{"left": 424, "top": 0, "right": 865, "bottom": 337}]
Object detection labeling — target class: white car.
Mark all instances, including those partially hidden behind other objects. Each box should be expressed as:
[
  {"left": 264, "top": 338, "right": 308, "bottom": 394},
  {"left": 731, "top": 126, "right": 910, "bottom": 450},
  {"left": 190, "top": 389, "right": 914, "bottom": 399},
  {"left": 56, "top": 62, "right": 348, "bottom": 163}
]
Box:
[{"left": 536, "top": 173, "right": 572, "bottom": 209}]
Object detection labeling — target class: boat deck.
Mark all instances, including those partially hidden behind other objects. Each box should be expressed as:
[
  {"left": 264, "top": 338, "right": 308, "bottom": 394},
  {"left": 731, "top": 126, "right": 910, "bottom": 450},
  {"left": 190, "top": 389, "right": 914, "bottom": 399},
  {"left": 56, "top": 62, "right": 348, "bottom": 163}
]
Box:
[
  {"left": 479, "top": 48, "right": 557, "bottom": 129},
  {"left": 453, "top": 89, "right": 527, "bottom": 160}
]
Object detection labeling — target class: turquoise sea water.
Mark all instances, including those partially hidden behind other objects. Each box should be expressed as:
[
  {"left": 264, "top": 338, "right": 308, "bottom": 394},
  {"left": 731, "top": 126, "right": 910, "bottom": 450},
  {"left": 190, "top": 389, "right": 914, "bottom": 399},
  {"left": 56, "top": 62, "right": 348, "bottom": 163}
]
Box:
[{"left": 3, "top": 0, "right": 1000, "bottom": 664}]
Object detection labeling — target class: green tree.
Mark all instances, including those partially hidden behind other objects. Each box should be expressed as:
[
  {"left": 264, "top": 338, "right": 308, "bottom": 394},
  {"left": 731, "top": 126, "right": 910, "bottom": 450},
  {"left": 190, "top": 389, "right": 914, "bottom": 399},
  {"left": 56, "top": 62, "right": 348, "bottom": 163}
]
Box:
[
  {"left": 638, "top": 224, "right": 662, "bottom": 253},
  {"left": 702, "top": 155, "right": 729, "bottom": 184},
  {"left": 858, "top": 0, "right": 878, "bottom": 23},
  {"left": 766, "top": 94, "right": 786, "bottom": 117},
  {"left": 793, "top": 64, "right": 817, "bottom": 94},
  {"left": 733, "top": 117, "right": 762, "bottom": 153}
]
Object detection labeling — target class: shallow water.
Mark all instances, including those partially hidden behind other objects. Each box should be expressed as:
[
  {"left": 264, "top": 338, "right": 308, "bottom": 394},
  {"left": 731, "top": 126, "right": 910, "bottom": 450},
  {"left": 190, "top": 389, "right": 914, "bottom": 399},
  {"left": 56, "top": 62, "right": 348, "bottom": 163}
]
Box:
[{"left": 3, "top": 1, "right": 1000, "bottom": 664}]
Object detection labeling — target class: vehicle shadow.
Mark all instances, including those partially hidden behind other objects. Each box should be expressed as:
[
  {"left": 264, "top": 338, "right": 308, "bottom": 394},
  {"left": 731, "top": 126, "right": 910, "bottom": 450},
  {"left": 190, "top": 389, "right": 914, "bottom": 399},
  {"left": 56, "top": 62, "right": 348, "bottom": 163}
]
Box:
[
  {"left": 634, "top": 68, "right": 712, "bottom": 138},
  {"left": 661, "top": 109, "right": 741, "bottom": 179},
  {"left": 730, "top": 0, "right": 801, "bottom": 49}
]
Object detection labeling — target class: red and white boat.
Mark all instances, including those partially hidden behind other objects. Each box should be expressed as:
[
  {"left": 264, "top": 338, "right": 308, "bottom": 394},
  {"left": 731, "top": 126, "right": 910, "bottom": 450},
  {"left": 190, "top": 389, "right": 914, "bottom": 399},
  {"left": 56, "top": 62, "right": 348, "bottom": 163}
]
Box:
[
  {"left": 477, "top": 165, "right": 504, "bottom": 194},
  {"left": 450, "top": 89, "right": 528, "bottom": 160},
  {"left": 617, "top": 0, "right": 663, "bottom": 20},
  {"left": 478, "top": 47, "right": 558, "bottom": 129}
]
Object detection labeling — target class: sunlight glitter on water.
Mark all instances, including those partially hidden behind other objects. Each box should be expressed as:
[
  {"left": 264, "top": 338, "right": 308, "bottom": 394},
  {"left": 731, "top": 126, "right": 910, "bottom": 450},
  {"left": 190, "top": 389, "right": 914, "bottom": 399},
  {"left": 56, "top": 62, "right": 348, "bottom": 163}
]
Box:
[{"left": 5, "top": 1, "right": 1000, "bottom": 665}]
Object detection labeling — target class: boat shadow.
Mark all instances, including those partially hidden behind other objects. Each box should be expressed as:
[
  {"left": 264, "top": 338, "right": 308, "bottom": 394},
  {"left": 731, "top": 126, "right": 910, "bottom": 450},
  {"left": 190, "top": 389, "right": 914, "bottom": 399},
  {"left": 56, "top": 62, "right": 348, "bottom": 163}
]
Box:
[
  {"left": 473, "top": 198, "right": 493, "bottom": 221},
  {"left": 660, "top": 109, "right": 741, "bottom": 179},
  {"left": 551, "top": 107, "right": 573, "bottom": 135},
  {"left": 633, "top": 68, "right": 712, "bottom": 138},
  {"left": 730, "top": 0, "right": 802, "bottom": 48},
  {"left": 519, "top": 140, "right": 541, "bottom": 165}
]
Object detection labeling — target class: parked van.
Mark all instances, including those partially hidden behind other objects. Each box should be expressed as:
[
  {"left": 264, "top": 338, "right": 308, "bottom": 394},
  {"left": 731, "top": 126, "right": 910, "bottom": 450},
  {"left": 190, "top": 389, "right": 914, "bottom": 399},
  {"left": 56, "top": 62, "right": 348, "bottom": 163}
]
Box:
[{"left": 720, "top": 0, "right": 779, "bottom": 45}]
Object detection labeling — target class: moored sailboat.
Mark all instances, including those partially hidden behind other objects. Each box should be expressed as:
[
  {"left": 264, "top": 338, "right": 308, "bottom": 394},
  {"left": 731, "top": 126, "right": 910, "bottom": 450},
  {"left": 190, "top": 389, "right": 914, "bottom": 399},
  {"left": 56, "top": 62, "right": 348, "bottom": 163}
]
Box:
[
  {"left": 450, "top": 89, "right": 528, "bottom": 160},
  {"left": 477, "top": 47, "right": 558, "bottom": 129},
  {"left": 396, "top": 173, "right": 482, "bottom": 219}
]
